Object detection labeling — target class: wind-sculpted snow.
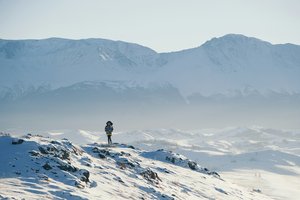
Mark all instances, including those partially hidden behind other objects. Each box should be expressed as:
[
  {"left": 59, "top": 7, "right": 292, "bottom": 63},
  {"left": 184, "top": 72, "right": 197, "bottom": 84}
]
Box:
[{"left": 0, "top": 133, "right": 271, "bottom": 199}]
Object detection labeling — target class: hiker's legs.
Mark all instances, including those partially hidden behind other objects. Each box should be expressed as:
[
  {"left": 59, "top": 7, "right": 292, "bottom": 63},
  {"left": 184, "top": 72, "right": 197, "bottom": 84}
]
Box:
[{"left": 108, "top": 135, "right": 112, "bottom": 145}]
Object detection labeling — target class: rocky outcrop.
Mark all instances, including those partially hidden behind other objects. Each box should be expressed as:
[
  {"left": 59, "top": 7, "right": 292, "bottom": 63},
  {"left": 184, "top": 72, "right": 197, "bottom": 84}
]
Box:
[
  {"left": 140, "top": 168, "right": 162, "bottom": 184},
  {"left": 142, "top": 149, "right": 221, "bottom": 178},
  {"left": 11, "top": 138, "right": 24, "bottom": 145}
]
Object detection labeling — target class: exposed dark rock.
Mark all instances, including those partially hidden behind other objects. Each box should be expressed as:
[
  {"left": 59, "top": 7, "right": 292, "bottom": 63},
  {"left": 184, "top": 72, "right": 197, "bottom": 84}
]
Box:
[
  {"left": 208, "top": 171, "right": 220, "bottom": 177},
  {"left": 57, "top": 164, "right": 78, "bottom": 172},
  {"left": 120, "top": 151, "right": 131, "bottom": 156},
  {"left": 71, "top": 145, "right": 83, "bottom": 156},
  {"left": 43, "top": 163, "right": 52, "bottom": 170},
  {"left": 60, "top": 150, "right": 70, "bottom": 160},
  {"left": 188, "top": 161, "right": 197, "bottom": 170},
  {"left": 115, "top": 177, "right": 125, "bottom": 183},
  {"left": 92, "top": 147, "right": 99, "bottom": 153},
  {"left": 38, "top": 174, "right": 49, "bottom": 181},
  {"left": 100, "top": 149, "right": 111, "bottom": 156},
  {"left": 29, "top": 150, "right": 40, "bottom": 157},
  {"left": 140, "top": 168, "right": 161, "bottom": 184},
  {"left": 12, "top": 138, "right": 24, "bottom": 145},
  {"left": 215, "top": 187, "right": 228, "bottom": 195},
  {"left": 0, "top": 132, "right": 10, "bottom": 136},
  {"left": 79, "top": 169, "right": 90, "bottom": 183},
  {"left": 92, "top": 147, "right": 111, "bottom": 156},
  {"left": 166, "top": 156, "right": 175, "bottom": 163},
  {"left": 39, "top": 144, "right": 71, "bottom": 161},
  {"left": 117, "top": 158, "right": 137, "bottom": 168},
  {"left": 99, "top": 153, "right": 106, "bottom": 159},
  {"left": 47, "top": 146, "right": 57, "bottom": 152},
  {"left": 50, "top": 140, "right": 61, "bottom": 145},
  {"left": 85, "top": 163, "right": 92, "bottom": 167},
  {"left": 24, "top": 134, "right": 32, "bottom": 139},
  {"left": 253, "top": 189, "right": 262, "bottom": 193},
  {"left": 38, "top": 146, "right": 48, "bottom": 154},
  {"left": 157, "top": 167, "right": 172, "bottom": 174}
]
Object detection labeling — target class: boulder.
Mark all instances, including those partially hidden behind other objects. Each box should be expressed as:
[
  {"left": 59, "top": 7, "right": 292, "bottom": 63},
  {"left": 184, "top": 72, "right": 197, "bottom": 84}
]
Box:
[
  {"left": 79, "top": 169, "right": 90, "bottom": 183},
  {"left": 140, "top": 168, "right": 161, "bottom": 184},
  {"left": 12, "top": 138, "right": 24, "bottom": 145},
  {"left": 57, "top": 163, "right": 78, "bottom": 172},
  {"left": 43, "top": 163, "right": 52, "bottom": 170}
]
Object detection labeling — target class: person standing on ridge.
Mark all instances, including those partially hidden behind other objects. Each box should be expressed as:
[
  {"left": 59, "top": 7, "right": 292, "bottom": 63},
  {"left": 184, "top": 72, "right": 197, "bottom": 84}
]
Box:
[{"left": 105, "top": 121, "right": 113, "bottom": 145}]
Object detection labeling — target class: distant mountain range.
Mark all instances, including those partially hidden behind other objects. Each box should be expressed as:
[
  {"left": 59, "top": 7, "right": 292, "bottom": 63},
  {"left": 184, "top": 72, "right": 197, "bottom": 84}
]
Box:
[
  {"left": 1, "top": 34, "right": 300, "bottom": 99},
  {"left": 1, "top": 34, "right": 300, "bottom": 130}
]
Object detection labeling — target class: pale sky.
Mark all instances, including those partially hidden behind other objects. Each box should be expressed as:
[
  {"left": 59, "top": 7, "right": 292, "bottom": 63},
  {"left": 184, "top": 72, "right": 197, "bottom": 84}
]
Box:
[{"left": 0, "top": 0, "right": 299, "bottom": 52}]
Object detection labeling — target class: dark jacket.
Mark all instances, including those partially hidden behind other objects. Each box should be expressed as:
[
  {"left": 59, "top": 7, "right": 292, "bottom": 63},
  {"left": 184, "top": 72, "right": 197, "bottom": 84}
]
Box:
[{"left": 105, "top": 125, "right": 113, "bottom": 136}]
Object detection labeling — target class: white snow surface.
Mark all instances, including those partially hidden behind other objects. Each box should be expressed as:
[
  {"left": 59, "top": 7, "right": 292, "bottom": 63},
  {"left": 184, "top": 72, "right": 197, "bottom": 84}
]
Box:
[
  {"left": 0, "top": 132, "right": 272, "bottom": 200},
  {"left": 4, "top": 126, "right": 299, "bottom": 200}
]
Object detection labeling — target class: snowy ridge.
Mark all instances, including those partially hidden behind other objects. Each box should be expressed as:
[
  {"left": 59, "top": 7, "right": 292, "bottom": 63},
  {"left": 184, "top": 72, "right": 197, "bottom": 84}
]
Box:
[
  {"left": 141, "top": 149, "right": 221, "bottom": 178},
  {"left": 111, "top": 127, "right": 300, "bottom": 200},
  {"left": 0, "top": 133, "right": 270, "bottom": 199}
]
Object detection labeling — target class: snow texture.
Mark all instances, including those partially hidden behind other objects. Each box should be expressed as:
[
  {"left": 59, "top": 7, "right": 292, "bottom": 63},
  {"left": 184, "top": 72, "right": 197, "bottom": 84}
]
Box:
[{"left": 0, "top": 132, "right": 272, "bottom": 199}]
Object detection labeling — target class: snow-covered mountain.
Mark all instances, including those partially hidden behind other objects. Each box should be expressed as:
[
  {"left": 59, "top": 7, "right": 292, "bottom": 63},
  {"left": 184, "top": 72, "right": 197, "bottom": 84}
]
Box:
[
  {"left": 0, "top": 38, "right": 163, "bottom": 90},
  {"left": 160, "top": 34, "right": 300, "bottom": 96},
  {"left": 0, "top": 133, "right": 272, "bottom": 199},
  {"left": 1, "top": 34, "right": 300, "bottom": 130},
  {"left": 1, "top": 34, "right": 300, "bottom": 98}
]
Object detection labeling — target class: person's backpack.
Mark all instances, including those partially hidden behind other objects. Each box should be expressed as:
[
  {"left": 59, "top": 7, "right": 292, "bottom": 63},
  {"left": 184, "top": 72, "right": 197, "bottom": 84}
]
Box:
[
  {"left": 105, "top": 121, "right": 113, "bottom": 135},
  {"left": 105, "top": 125, "right": 112, "bottom": 132}
]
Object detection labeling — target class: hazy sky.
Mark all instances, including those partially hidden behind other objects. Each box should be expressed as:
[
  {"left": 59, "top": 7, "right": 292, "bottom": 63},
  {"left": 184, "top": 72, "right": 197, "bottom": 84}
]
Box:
[{"left": 0, "top": 0, "right": 299, "bottom": 52}]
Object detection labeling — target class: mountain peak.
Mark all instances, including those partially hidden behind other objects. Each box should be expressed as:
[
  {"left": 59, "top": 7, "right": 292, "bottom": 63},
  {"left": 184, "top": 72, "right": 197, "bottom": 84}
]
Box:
[{"left": 202, "top": 34, "right": 271, "bottom": 48}]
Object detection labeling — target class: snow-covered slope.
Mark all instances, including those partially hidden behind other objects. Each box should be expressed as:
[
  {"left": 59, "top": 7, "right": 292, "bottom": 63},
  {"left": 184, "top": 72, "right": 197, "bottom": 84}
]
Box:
[
  {"left": 18, "top": 126, "right": 299, "bottom": 200},
  {"left": 0, "top": 133, "right": 271, "bottom": 199},
  {"left": 111, "top": 127, "right": 300, "bottom": 200}
]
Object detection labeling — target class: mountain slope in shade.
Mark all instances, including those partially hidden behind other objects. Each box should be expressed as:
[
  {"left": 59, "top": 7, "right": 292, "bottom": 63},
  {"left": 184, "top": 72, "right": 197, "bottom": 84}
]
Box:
[{"left": 0, "top": 133, "right": 271, "bottom": 199}]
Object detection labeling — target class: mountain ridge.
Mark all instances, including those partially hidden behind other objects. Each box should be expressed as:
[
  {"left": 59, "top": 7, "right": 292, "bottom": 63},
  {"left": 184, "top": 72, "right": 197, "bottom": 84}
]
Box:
[
  {"left": 1, "top": 33, "right": 300, "bottom": 96},
  {"left": 2, "top": 34, "right": 300, "bottom": 53},
  {"left": 1, "top": 34, "right": 300, "bottom": 130}
]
